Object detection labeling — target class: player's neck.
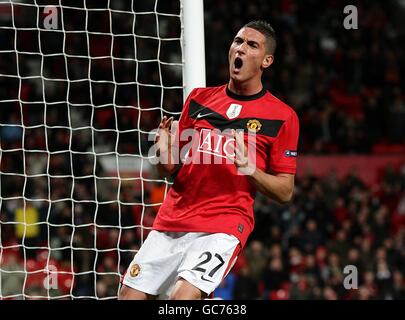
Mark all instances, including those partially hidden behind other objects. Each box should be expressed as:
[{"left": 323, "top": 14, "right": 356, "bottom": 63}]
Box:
[{"left": 228, "top": 79, "right": 263, "bottom": 96}]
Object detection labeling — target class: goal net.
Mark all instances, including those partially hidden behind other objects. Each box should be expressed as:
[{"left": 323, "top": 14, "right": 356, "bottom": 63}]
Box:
[{"left": 0, "top": 0, "right": 196, "bottom": 299}]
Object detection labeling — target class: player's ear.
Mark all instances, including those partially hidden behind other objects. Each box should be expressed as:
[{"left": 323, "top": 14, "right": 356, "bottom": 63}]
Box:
[{"left": 262, "top": 54, "right": 274, "bottom": 69}]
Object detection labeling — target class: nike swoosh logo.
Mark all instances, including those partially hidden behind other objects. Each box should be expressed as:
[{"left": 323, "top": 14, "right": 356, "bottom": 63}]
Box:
[
  {"left": 200, "top": 275, "right": 215, "bottom": 283},
  {"left": 196, "top": 112, "right": 214, "bottom": 119}
]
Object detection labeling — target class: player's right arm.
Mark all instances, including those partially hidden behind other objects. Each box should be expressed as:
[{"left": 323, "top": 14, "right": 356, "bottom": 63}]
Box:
[
  {"left": 156, "top": 89, "right": 198, "bottom": 176},
  {"left": 154, "top": 116, "right": 180, "bottom": 177},
  {"left": 154, "top": 89, "right": 196, "bottom": 177}
]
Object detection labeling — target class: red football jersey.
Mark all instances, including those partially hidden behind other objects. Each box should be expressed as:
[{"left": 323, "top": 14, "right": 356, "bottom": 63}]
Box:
[{"left": 153, "top": 84, "right": 299, "bottom": 247}]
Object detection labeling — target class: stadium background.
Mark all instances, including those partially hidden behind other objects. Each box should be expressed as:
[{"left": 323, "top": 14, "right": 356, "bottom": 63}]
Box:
[{"left": 1, "top": 0, "right": 405, "bottom": 299}]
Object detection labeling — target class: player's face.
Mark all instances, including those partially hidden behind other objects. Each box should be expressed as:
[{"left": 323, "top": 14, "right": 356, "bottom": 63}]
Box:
[{"left": 228, "top": 27, "right": 273, "bottom": 83}]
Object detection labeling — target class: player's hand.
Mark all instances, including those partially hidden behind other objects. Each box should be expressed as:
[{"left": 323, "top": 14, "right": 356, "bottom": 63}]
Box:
[
  {"left": 228, "top": 129, "right": 256, "bottom": 176},
  {"left": 155, "top": 116, "right": 178, "bottom": 154}
]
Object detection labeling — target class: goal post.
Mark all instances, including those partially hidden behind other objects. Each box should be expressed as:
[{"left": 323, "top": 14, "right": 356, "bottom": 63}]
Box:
[
  {"left": 181, "top": 0, "right": 206, "bottom": 100},
  {"left": 0, "top": 0, "right": 206, "bottom": 300}
]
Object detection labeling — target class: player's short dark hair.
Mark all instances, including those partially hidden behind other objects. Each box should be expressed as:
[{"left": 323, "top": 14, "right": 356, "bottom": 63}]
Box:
[{"left": 244, "top": 20, "right": 277, "bottom": 55}]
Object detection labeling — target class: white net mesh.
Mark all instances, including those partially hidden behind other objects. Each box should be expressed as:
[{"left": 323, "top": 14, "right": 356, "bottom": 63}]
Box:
[{"left": 0, "top": 0, "right": 183, "bottom": 299}]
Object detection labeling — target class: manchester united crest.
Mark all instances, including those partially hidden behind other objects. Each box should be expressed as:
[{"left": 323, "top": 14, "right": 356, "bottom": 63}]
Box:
[
  {"left": 246, "top": 119, "right": 262, "bottom": 132},
  {"left": 130, "top": 264, "right": 140, "bottom": 277}
]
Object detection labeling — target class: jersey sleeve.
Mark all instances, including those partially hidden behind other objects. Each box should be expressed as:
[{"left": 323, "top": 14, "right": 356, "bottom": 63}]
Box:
[{"left": 269, "top": 111, "right": 300, "bottom": 174}]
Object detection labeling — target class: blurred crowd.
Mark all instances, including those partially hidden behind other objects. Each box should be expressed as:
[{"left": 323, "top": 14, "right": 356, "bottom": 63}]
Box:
[
  {"left": 1, "top": 0, "right": 405, "bottom": 299},
  {"left": 216, "top": 164, "right": 405, "bottom": 300}
]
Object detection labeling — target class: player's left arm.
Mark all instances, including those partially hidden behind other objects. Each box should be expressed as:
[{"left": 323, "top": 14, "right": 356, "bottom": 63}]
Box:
[
  {"left": 232, "top": 130, "right": 295, "bottom": 204},
  {"left": 232, "top": 111, "right": 299, "bottom": 204},
  {"left": 248, "top": 169, "right": 294, "bottom": 204}
]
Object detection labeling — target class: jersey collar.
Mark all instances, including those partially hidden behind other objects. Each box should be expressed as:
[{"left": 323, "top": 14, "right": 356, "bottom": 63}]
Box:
[{"left": 226, "top": 86, "right": 266, "bottom": 101}]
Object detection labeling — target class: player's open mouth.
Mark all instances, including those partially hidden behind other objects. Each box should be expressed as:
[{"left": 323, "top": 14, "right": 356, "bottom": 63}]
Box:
[{"left": 234, "top": 57, "right": 243, "bottom": 70}]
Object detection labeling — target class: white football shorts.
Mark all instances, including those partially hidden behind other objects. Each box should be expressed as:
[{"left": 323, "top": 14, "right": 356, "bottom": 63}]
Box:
[{"left": 121, "top": 230, "right": 241, "bottom": 298}]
